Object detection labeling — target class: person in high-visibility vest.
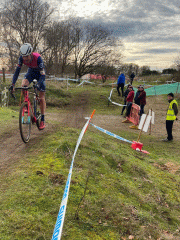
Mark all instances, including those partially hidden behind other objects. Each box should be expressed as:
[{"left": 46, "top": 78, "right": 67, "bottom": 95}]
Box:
[{"left": 162, "top": 92, "right": 178, "bottom": 142}]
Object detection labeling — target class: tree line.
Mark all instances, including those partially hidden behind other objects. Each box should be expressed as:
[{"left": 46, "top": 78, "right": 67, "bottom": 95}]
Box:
[
  {"left": 0, "top": 0, "right": 123, "bottom": 79},
  {"left": 0, "top": 0, "right": 179, "bottom": 81}
]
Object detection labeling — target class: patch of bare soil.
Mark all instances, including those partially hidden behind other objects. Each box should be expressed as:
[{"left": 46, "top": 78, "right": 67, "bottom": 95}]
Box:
[
  {"left": 92, "top": 95, "right": 180, "bottom": 141},
  {"left": 153, "top": 162, "right": 180, "bottom": 174},
  {"left": 145, "top": 95, "right": 180, "bottom": 140}
]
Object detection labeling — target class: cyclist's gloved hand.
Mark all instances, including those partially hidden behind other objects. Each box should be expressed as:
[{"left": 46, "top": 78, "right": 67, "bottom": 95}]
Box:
[
  {"left": 36, "top": 83, "right": 41, "bottom": 91},
  {"left": 9, "top": 84, "right": 14, "bottom": 92}
]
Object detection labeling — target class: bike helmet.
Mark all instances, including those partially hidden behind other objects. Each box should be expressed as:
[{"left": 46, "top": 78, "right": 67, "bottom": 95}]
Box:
[{"left": 20, "top": 43, "right": 33, "bottom": 56}]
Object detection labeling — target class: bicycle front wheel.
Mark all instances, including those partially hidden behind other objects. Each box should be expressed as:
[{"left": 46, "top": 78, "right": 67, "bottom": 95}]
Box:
[{"left": 19, "top": 102, "right": 31, "bottom": 143}]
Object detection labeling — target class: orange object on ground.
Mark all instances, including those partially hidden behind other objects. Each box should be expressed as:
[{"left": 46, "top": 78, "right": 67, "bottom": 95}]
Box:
[
  {"left": 131, "top": 141, "right": 150, "bottom": 154},
  {"left": 127, "top": 103, "right": 140, "bottom": 126},
  {"left": 131, "top": 141, "right": 143, "bottom": 151}
]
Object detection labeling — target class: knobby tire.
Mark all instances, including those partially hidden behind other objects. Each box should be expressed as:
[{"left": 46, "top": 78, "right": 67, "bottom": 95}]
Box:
[
  {"left": 34, "top": 98, "right": 41, "bottom": 130},
  {"left": 19, "top": 102, "right": 31, "bottom": 143}
]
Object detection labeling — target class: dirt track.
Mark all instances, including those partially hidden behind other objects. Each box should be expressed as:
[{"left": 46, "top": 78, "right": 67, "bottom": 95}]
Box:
[{"left": 0, "top": 92, "right": 180, "bottom": 173}]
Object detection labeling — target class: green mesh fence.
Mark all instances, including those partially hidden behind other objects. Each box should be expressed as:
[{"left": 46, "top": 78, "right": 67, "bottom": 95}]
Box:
[{"left": 134, "top": 82, "right": 180, "bottom": 96}]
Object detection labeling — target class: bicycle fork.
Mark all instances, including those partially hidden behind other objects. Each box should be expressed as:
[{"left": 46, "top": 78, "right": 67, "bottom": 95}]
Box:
[{"left": 22, "top": 102, "right": 31, "bottom": 124}]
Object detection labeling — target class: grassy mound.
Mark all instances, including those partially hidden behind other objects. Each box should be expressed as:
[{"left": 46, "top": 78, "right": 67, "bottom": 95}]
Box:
[
  {"left": 0, "top": 125, "right": 180, "bottom": 239},
  {"left": 1, "top": 83, "right": 180, "bottom": 239}
]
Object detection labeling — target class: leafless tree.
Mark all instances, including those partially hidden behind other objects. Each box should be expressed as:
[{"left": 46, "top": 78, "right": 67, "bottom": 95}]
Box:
[
  {"left": 71, "top": 20, "right": 122, "bottom": 79},
  {"left": 43, "top": 19, "right": 76, "bottom": 75},
  {"left": 1, "top": 0, "right": 54, "bottom": 70}
]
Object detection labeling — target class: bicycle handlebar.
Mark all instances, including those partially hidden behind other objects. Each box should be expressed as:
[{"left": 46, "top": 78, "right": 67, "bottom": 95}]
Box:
[
  {"left": 10, "top": 85, "right": 38, "bottom": 100},
  {"left": 15, "top": 86, "right": 33, "bottom": 90}
]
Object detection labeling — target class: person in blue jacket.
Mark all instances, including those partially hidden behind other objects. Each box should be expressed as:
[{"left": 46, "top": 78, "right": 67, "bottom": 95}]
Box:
[{"left": 117, "top": 73, "right": 125, "bottom": 97}]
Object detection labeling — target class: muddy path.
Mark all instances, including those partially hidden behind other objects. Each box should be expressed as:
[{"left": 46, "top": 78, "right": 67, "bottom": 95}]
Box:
[
  {"left": 0, "top": 92, "right": 90, "bottom": 172},
  {"left": 0, "top": 92, "right": 179, "bottom": 173}
]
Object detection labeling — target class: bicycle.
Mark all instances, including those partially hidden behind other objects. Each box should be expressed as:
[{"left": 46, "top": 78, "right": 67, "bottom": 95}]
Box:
[{"left": 11, "top": 80, "right": 42, "bottom": 143}]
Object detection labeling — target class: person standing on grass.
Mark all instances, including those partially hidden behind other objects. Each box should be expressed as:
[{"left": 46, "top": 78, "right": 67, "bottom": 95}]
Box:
[
  {"left": 134, "top": 85, "right": 141, "bottom": 106},
  {"left": 122, "top": 85, "right": 134, "bottom": 119},
  {"left": 137, "top": 85, "right": 146, "bottom": 116},
  {"left": 9, "top": 43, "right": 46, "bottom": 130},
  {"left": 130, "top": 72, "right": 135, "bottom": 85},
  {"left": 117, "top": 73, "right": 125, "bottom": 97},
  {"left": 162, "top": 93, "right": 178, "bottom": 142},
  {"left": 121, "top": 84, "right": 131, "bottom": 115}
]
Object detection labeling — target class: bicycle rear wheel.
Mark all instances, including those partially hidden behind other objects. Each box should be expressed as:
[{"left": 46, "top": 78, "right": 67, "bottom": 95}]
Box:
[
  {"left": 34, "top": 99, "right": 41, "bottom": 129},
  {"left": 19, "top": 102, "right": 31, "bottom": 143}
]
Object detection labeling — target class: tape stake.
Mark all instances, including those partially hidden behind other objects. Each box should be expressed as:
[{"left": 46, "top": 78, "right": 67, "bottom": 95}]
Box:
[
  {"left": 51, "top": 110, "right": 95, "bottom": 240},
  {"left": 84, "top": 109, "right": 96, "bottom": 133}
]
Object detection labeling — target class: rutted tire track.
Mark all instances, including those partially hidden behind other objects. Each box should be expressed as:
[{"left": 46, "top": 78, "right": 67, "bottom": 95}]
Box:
[
  {"left": 0, "top": 92, "right": 90, "bottom": 172},
  {"left": 61, "top": 92, "right": 90, "bottom": 129}
]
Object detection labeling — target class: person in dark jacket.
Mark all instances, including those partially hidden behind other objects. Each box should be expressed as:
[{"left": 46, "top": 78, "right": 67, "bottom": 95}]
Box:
[
  {"left": 130, "top": 72, "right": 135, "bottom": 84},
  {"left": 134, "top": 86, "right": 141, "bottom": 105},
  {"left": 162, "top": 92, "right": 178, "bottom": 141},
  {"left": 137, "top": 85, "right": 146, "bottom": 116},
  {"left": 117, "top": 73, "right": 125, "bottom": 96},
  {"left": 125, "top": 85, "right": 134, "bottom": 117},
  {"left": 121, "top": 84, "right": 131, "bottom": 115}
]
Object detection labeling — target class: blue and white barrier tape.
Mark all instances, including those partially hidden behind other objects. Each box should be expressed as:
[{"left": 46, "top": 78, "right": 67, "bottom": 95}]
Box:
[
  {"left": 76, "top": 80, "right": 95, "bottom": 87},
  {"left": 51, "top": 113, "right": 94, "bottom": 240},
  {"left": 90, "top": 123, "right": 132, "bottom": 144},
  {"left": 108, "top": 88, "right": 126, "bottom": 107}
]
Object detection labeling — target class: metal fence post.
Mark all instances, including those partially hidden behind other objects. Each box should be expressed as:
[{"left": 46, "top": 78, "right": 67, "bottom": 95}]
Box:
[
  {"left": 154, "top": 86, "right": 156, "bottom": 95},
  {"left": 176, "top": 82, "right": 180, "bottom": 94}
]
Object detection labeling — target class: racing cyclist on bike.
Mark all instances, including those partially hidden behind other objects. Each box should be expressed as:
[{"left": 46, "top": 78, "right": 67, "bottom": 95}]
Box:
[{"left": 10, "top": 43, "right": 46, "bottom": 130}]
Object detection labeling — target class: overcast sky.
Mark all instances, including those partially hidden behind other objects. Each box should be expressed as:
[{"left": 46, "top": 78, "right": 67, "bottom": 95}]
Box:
[
  {"left": 2, "top": 0, "right": 180, "bottom": 70},
  {"left": 45, "top": 0, "right": 180, "bottom": 71}
]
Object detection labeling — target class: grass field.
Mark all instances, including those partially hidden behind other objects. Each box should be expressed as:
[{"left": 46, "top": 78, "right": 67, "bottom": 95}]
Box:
[{"left": 0, "top": 80, "right": 180, "bottom": 240}]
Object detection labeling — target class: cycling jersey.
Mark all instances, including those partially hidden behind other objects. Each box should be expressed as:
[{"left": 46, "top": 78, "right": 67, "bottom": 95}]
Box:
[{"left": 12, "top": 52, "right": 45, "bottom": 85}]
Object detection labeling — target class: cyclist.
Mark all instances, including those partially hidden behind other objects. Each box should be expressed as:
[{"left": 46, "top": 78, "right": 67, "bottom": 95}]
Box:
[{"left": 9, "top": 43, "right": 46, "bottom": 130}]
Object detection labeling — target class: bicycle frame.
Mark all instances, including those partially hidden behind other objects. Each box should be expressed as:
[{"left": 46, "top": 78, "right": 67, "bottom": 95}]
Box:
[
  {"left": 16, "top": 81, "right": 40, "bottom": 126},
  {"left": 11, "top": 80, "right": 42, "bottom": 143}
]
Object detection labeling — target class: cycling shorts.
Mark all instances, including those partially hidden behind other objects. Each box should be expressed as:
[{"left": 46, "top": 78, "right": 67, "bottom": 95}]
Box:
[{"left": 24, "top": 68, "right": 46, "bottom": 92}]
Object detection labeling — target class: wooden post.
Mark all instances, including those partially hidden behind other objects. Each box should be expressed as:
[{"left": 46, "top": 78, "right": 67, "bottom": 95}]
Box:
[
  {"left": 2, "top": 68, "right": 5, "bottom": 83},
  {"left": 149, "top": 109, "right": 152, "bottom": 135},
  {"left": 137, "top": 114, "right": 148, "bottom": 142}
]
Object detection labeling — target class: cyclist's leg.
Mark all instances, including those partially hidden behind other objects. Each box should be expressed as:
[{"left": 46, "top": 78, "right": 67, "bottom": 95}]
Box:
[
  {"left": 22, "top": 78, "right": 30, "bottom": 87},
  {"left": 38, "top": 75, "right": 46, "bottom": 129},
  {"left": 22, "top": 69, "right": 34, "bottom": 98},
  {"left": 22, "top": 68, "right": 34, "bottom": 87},
  {"left": 39, "top": 91, "right": 46, "bottom": 116}
]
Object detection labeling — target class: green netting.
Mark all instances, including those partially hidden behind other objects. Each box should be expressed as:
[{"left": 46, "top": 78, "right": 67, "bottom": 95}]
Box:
[{"left": 134, "top": 82, "right": 180, "bottom": 96}]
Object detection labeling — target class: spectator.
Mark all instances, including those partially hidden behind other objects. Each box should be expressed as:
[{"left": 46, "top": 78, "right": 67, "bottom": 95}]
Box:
[
  {"left": 122, "top": 85, "right": 134, "bottom": 122},
  {"left": 137, "top": 85, "right": 146, "bottom": 116},
  {"left": 162, "top": 93, "right": 178, "bottom": 142},
  {"left": 130, "top": 72, "right": 135, "bottom": 84},
  {"left": 117, "top": 73, "right": 125, "bottom": 96},
  {"left": 134, "top": 86, "right": 141, "bottom": 106},
  {"left": 121, "top": 84, "right": 131, "bottom": 115}
]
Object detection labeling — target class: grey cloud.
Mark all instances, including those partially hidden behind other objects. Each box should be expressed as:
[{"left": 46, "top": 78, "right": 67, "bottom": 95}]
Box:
[
  {"left": 133, "top": 34, "right": 180, "bottom": 43},
  {"left": 142, "top": 48, "right": 180, "bottom": 54}
]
